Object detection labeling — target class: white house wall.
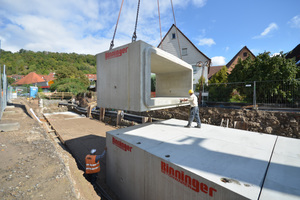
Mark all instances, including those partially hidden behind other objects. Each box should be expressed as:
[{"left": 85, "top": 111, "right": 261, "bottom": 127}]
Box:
[{"left": 159, "top": 26, "right": 210, "bottom": 88}]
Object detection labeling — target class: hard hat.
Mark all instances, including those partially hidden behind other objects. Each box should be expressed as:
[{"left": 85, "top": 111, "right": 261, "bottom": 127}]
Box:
[
  {"left": 188, "top": 89, "right": 194, "bottom": 94},
  {"left": 90, "top": 149, "right": 96, "bottom": 154}
]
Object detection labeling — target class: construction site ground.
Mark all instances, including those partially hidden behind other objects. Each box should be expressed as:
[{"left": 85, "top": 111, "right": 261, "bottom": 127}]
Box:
[
  {"left": 1, "top": 97, "right": 299, "bottom": 200},
  {"left": 0, "top": 98, "right": 117, "bottom": 200}
]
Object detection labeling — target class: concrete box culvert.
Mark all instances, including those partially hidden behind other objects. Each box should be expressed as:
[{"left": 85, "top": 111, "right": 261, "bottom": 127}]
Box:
[
  {"left": 96, "top": 40, "right": 193, "bottom": 112},
  {"left": 105, "top": 119, "right": 300, "bottom": 200}
]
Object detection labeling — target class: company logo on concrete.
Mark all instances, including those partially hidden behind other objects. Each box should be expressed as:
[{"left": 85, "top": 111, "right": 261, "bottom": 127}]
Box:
[
  {"left": 161, "top": 161, "right": 217, "bottom": 197},
  {"left": 105, "top": 47, "right": 129, "bottom": 60},
  {"left": 112, "top": 137, "right": 132, "bottom": 152}
]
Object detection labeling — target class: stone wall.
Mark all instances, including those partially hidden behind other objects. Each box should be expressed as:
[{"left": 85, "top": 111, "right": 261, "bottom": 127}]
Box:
[{"left": 199, "top": 107, "right": 299, "bottom": 138}]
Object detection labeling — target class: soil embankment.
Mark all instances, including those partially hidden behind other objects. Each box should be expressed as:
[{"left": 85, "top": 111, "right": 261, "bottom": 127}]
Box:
[{"left": 134, "top": 106, "right": 300, "bottom": 138}]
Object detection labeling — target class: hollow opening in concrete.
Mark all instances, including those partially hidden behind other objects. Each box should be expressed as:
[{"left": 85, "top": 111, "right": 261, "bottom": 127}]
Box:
[
  {"left": 149, "top": 52, "right": 192, "bottom": 98},
  {"left": 150, "top": 73, "right": 156, "bottom": 97},
  {"left": 143, "top": 48, "right": 193, "bottom": 110}
]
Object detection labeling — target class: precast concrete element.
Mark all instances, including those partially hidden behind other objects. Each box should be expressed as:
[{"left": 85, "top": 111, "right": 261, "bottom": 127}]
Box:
[
  {"left": 96, "top": 40, "right": 192, "bottom": 112},
  {"left": 106, "top": 119, "right": 300, "bottom": 200},
  {"left": 259, "top": 137, "right": 300, "bottom": 200}
]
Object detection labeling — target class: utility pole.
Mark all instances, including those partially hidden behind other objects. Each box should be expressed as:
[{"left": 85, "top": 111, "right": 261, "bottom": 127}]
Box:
[{"left": 196, "top": 61, "right": 203, "bottom": 106}]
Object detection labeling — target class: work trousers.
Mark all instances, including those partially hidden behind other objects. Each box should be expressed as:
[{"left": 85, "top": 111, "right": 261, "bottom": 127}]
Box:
[
  {"left": 87, "top": 173, "right": 98, "bottom": 185},
  {"left": 187, "top": 106, "right": 201, "bottom": 126}
]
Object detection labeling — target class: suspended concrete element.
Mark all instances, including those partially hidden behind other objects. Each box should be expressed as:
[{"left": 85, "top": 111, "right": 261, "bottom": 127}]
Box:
[{"left": 96, "top": 40, "right": 192, "bottom": 112}]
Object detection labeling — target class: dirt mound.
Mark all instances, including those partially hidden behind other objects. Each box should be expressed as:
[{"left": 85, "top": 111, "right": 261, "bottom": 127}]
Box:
[{"left": 134, "top": 106, "right": 299, "bottom": 138}]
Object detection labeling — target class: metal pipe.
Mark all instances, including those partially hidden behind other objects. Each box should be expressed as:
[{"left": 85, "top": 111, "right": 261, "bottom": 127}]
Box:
[{"left": 30, "top": 108, "right": 42, "bottom": 123}]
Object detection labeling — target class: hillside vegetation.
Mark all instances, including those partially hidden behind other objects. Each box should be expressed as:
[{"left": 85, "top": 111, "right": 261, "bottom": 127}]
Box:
[{"left": 0, "top": 49, "right": 96, "bottom": 75}]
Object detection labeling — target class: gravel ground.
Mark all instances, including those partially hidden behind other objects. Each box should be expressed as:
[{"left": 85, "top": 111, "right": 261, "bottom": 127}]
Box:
[{"left": 0, "top": 98, "right": 100, "bottom": 200}]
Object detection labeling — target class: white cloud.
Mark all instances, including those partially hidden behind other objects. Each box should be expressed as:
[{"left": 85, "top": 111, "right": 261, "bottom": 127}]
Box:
[
  {"left": 0, "top": 0, "right": 208, "bottom": 54},
  {"left": 253, "top": 23, "right": 278, "bottom": 39},
  {"left": 191, "top": 0, "right": 207, "bottom": 7},
  {"left": 288, "top": 15, "right": 300, "bottom": 28},
  {"left": 198, "top": 38, "right": 216, "bottom": 47},
  {"left": 211, "top": 56, "right": 226, "bottom": 66},
  {"left": 225, "top": 46, "right": 229, "bottom": 51},
  {"left": 261, "top": 23, "right": 278, "bottom": 36},
  {"left": 271, "top": 52, "right": 280, "bottom": 57}
]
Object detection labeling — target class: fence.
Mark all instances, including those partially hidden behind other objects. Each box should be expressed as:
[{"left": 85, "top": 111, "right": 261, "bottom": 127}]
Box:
[
  {"left": 0, "top": 65, "right": 7, "bottom": 120},
  {"left": 16, "top": 86, "right": 29, "bottom": 97},
  {"left": 42, "top": 92, "right": 73, "bottom": 100},
  {"left": 203, "top": 79, "right": 300, "bottom": 109},
  {"left": 40, "top": 91, "right": 96, "bottom": 100}
]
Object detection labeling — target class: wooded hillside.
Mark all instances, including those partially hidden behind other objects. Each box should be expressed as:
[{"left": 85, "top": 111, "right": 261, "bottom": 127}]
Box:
[{"left": 0, "top": 49, "right": 96, "bottom": 75}]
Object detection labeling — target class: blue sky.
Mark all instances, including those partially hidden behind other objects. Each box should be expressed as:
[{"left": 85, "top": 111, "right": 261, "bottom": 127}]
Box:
[{"left": 0, "top": 0, "right": 299, "bottom": 66}]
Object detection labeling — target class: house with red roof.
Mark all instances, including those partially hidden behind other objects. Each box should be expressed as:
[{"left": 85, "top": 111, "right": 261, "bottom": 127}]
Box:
[
  {"left": 14, "top": 72, "right": 45, "bottom": 85},
  {"left": 208, "top": 65, "right": 226, "bottom": 80},
  {"left": 14, "top": 72, "right": 56, "bottom": 92},
  {"left": 208, "top": 46, "right": 255, "bottom": 80},
  {"left": 7, "top": 74, "right": 25, "bottom": 81},
  {"left": 85, "top": 74, "right": 97, "bottom": 82},
  {"left": 226, "top": 46, "right": 255, "bottom": 74}
]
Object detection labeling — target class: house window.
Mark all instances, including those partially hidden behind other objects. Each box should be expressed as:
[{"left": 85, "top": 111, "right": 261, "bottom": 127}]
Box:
[
  {"left": 182, "top": 48, "right": 187, "bottom": 56},
  {"left": 243, "top": 52, "right": 248, "bottom": 57},
  {"left": 172, "top": 33, "right": 176, "bottom": 39},
  {"left": 192, "top": 65, "right": 198, "bottom": 74}
]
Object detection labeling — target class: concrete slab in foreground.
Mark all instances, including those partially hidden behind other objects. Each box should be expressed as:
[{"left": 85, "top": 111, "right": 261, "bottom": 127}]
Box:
[
  {"left": 259, "top": 136, "right": 300, "bottom": 200},
  {"left": 106, "top": 118, "right": 300, "bottom": 200}
]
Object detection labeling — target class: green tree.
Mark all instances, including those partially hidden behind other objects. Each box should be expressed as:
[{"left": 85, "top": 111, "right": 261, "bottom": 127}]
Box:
[
  {"left": 151, "top": 74, "right": 156, "bottom": 92},
  {"left": 228, "top": 52, "right": 299, "bottom": 104},
  {"left": 209, "top": 66, "right": 228, "bottom": 84},
  {"left": 51, "top": 65, "right": 90, "bottom": 94},
  {"left": 228, "top": 52, "right": 298, "bottom": 82},
  {"left": 207, "top": 66, "right": 232, "bottom": 102},
  {"left": 195, "top": 76, "right": 206, "bottom": 93},
  {"left": 50, "top": 78, "right": 88, "bottom": 94},
  {"left": 0, "top": 49, "right": 97, "bottom": 76},
  {"left": 7, "top": 77, "right": 15, "bottom": 85}
]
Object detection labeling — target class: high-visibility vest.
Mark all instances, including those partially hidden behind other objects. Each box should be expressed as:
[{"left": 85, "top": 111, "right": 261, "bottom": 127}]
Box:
[{"left": 85, "top": 155, "right": 100, "bottom": 174}]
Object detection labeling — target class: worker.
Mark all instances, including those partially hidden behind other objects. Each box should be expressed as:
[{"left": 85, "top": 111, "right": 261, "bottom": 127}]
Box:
[
  {"left": 180, "top": 89, "right": 201, "bottom": 128},
  {"left": 85, "top": 147, "right": 107, "bottom": 185}
]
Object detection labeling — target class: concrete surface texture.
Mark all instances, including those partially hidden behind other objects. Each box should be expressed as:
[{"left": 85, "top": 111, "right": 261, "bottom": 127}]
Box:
[
  {"left": 0, "top": 106, "right": 22, "bottom": 131},
  {"left": 259, "top": 136, "right": 300, "bottom": 200},
  {"left": 96, "top": 40, "right": 192, "bottom": 112},
  {"left": 106, "top": 118, "right": 300, "bottom": 200}
]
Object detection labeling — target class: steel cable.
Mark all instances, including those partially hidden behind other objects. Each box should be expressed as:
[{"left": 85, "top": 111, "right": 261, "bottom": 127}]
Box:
[{"left": 110, "top": 0, "right": 124, "bottom": 50}]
